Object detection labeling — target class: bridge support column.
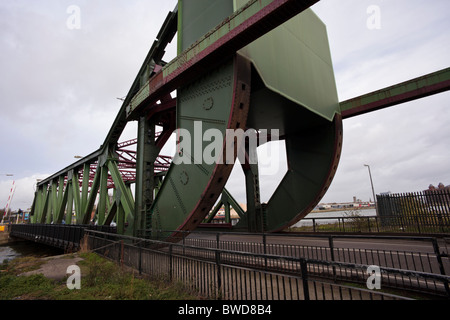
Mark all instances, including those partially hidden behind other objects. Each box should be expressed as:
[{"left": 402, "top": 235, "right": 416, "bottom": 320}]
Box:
[
  {"left": 135, "top": 116, "right": 159, "bottom": 237},
  {"left": 242, "top": 137, "right": 264, "bottom": 233}
]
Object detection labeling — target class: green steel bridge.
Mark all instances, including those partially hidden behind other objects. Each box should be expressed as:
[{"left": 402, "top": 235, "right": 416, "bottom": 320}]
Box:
[{"left": 19, "top": 0, "right": 449, "bottom": 241}]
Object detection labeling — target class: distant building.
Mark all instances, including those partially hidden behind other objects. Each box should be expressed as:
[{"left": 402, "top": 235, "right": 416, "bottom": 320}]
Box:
[
  {"left": 424, "top": 182, "right": 450, "bottom": 205},
  {"left": 426, "top": 182, "right": 450, "bottom": 192}
]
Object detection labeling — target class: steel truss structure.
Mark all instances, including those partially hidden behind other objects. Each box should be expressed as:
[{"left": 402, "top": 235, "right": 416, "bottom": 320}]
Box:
[{"left": 29, "top": 0, "right": 450, "bottom": 239}]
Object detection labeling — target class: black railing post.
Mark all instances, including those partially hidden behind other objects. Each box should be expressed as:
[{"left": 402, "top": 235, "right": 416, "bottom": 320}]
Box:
[
  {"left": 263, "top": 233, "right": 268, "bottom": 270},
  {"left": 431, "top": 238, "right": 450, "bottom": 296},
  {"left": 329, "top": 236, "right": 337, "bottom": 282},
  {"left": 216, "top": 233, "right": 220, "bottom": 250},
  {"left": 169, "top": 244, "right": 173, "bottom": 282},
  {"left": 138, "top": 242, "right": 142, "bottom": 275},
  {"left": 300, "top": 259, "right": 310, "bottom": 300},
  {"left": 120, "top": 240, "right": 124, "bottom": 267},
  {"left": 215, "top": 250, "right": 222, "bottom": 299}
]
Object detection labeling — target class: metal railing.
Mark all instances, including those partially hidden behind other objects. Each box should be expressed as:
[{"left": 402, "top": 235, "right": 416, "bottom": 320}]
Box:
[
  {"left": 291, "top": 214, "right": 450, "bottom": 234},
  {"left": 9, "top": 224, "right": 450, "bottom": 298},
  {"left": 9, "top": 224, "right": 116, "bottom": 251},
  {"left": 377, "top": 190, "right": 450, "bottom": 234},
  {"left": 85, "top": 230, "right": 450, "bottom": 300},
  {"left": 147, "top": 230, "right": 450, "bottom": 297}
]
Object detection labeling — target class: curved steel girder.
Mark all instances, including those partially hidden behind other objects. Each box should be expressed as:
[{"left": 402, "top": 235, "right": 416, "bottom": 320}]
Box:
[
  {"left": 226, "top": 74, "right": 343, "bottom": 232},
  {"left": 263, "top": 114, "right": 342, "bottom": 232},
  {"left": 146, "top": 0, "right": 341, "bottom": 237},
  {"left": 149, "top": 54, "right": 252, "bottom": 238}
]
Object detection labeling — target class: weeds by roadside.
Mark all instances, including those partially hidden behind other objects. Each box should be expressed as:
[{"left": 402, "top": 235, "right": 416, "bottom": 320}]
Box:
[{"left": 0, "top": 252, "right": 200, "bottom": 300}]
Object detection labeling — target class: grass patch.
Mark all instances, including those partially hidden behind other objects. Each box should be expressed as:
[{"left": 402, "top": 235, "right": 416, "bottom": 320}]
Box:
[
  {"left": 1, "top": 256, "right": 46, "bottom": 275},
  {"left": 0, "top": 252, "right": 200, "bottom": 300}
]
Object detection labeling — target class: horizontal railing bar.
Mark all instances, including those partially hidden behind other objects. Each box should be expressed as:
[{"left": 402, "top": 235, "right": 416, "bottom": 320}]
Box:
[
  {"left": 85, "top": 230, "right": 450, "bottom": 284},
  {"left": 144, "top": 228, "right": 440, "bottom": 242}
]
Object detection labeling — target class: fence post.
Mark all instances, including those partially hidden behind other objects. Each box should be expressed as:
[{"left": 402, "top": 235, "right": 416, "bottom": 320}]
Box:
[
  {"left": 415, "top": 216, "right": 421, "bottom": 234},
  {"left": 215, "top": 250, "right": 222, "bottom": 299},
  {"left": 216, "top": 233, "right": 220, "bottom": 250},
  {"left": 138, "top": 242, "right": 142, "bottom": 275},
  {"left": 329, "top": 236, "right": 337, "bottom": 282},
  {"left": 300, "top": 259, "right": 310, "bottom": 300},
  {"left": 120, "top": 240, "right": 124, "bottom": 268},
  {"left": 431, "top": 238, "right": 450, "bottom": 296},
  {"left": 262, "top": 233, "right": 268, "bottom": 270},
  {"left": 169, "top": 244, "right": 173, "bottom": 282}
]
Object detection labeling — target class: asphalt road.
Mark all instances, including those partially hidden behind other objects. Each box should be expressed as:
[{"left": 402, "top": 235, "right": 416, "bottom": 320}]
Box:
[{"left": 187, "top": 232, "right": 450, "bottom": 274}]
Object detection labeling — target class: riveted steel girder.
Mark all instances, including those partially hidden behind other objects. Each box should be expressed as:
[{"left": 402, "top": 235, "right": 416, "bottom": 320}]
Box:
[{"left": 340, "top": 67, "right": 450, "bottom": 119}]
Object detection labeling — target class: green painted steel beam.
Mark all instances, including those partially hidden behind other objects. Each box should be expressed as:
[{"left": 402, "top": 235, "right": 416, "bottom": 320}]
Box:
[
  {"left": 39, "top": 188, "right": 49, "bottom": 224},
  {"left": 340, "top": 67, "right": 450, "bottom": 119},
  {"left": 204, "top": 200, "right": 224, "bottom": 224},
  {"left": 241, "top": 150, "right": 263, "bottom": 232},
  {"left": 29, "top": 192, "right": 37, "bottom": 224},
  {"left": 50, "top": 180, "right": 57, "bottom": 224},
  {"left": 170, "top": 0, "right": 316, "bottom": 77},
  {"left": 37, "top": 149, "right": 102, "bottom": 189},
  {"left": 223, "top": 188, "right": 245, "bottom": 219},
  {"left": 97, "top": 166, "right": 109, "bottom": 225},
  {"left": 38, "top": 186, "right": 46, "bottom": 223},
  {"left": 204, "top": 188, "right": 245, "bottom": 223},
  {"left": 80, "top": 163, "right": 90, "bottom": 218},
  {"left": 55, "top": 183, "right": 69, "bottom": 224},
  {"left": 82, "top": 165, "right": 101, "bottom": 225},
  {"left": 66, "top": 181, "right": 74, "bottom": 224},
  {"left": 57, "top": 176, "right": 65, "bottom": 207},
  {"left": 31, "top": 187, "right": 45, "bottom": 224},
  {"left": 54, "top": 176, "right": 68, "bottom": 223},
  {"left": 107, "top": 154, "right": 135, "bottom": 234},
  {"left": 40, "top": 184, "right": 52, "bottom": 224},
  {"left": 116, "top": 201, "right": 125, "bottom": 235},
  {"left": 135, "top": 116, "right": 159, "bottom": 236},
  {"left": 71, "top": 170, "right": 81, "bottom": 224},
  {"left": 104, "top": 201, "right": 117, "bottom": 226}
]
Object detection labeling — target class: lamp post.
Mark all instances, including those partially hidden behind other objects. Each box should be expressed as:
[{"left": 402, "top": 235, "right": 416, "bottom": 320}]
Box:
[
  {"left": 364, "top": 164, "right": 378, "bottom": 217},
  {"left": 1, "top": 174, "right": 15, "bottom": 224}
]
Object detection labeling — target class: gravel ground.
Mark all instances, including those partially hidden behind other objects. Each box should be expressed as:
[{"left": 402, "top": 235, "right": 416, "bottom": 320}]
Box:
[{"left": 20, "top": 254, "right": 83, "bottom": 281}]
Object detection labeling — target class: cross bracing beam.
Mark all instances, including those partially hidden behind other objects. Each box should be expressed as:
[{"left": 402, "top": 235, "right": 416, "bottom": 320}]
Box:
[
  {"left": 340, "top": 67, "right": 450, "bottom": 119},
  {"left": 31, "top": 150, "right": 138, "bottom": 230}
]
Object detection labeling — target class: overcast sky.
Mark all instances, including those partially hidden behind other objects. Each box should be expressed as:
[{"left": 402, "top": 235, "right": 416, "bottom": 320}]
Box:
[{"left": 1, "top": 0, "right": 449, "bottom": 212}]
